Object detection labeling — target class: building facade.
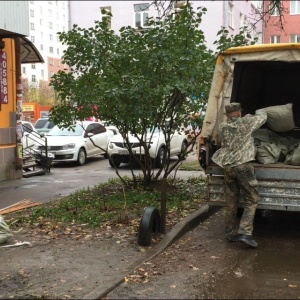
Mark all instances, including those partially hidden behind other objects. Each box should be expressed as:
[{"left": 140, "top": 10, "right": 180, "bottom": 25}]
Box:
[
  {"left": 263, "top": 0, "right": 300, "bottom": 44},
  {"left": 21, "top": 0, "right": 70, "bottom": 91},
  {"left": 0, "top": 1, "right": 43, "bottom": 181},
  {"left": 69, "top": 1, "right": 263, "bottom": 51}
]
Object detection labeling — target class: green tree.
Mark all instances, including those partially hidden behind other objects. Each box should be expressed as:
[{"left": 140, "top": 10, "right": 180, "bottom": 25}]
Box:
[
  {"left": 50, "top": 2, "right": 258, "bottom": 186},
  {"left": 50, "top": 3, "right": 213, "bottom": 186}
]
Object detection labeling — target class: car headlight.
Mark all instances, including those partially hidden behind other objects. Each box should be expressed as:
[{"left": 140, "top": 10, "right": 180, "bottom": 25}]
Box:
[
  {"left": 62, "top": 143, "right": 75, "bottom": 150},
  {"left": 109, "top": 142, "right": 114, "bottom": 150}
]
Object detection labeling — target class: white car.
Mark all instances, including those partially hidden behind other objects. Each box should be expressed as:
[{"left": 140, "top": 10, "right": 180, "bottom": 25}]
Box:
[
  {"left": 35, "top": 121, "right": 115, "bottom": 165},
  {"left": 107, "top": 127, "right": 188, "bottom": 168},
  {"left": 22, "top": 121, "right": 41, "bottom": 150}
]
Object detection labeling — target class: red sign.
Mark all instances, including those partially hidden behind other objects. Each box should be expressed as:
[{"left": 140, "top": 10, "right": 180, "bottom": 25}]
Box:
[{"left": 0, "top": 50, "right": 8, "bottom": 104}]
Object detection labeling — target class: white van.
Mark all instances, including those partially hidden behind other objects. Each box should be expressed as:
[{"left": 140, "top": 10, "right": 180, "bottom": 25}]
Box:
[{"left": 199, "top": 43, "right": 300, "bottom": 211}]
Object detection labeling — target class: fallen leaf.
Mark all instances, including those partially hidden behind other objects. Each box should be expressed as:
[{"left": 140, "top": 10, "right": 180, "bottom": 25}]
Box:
[{"left": 288, "top": 284, "right": 298, "bottom": 288}]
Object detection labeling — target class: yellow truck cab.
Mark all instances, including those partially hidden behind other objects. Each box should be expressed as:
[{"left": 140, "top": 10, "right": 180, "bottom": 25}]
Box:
[{"left": 200, "top": 43, "right": 300, "bottom": 211}]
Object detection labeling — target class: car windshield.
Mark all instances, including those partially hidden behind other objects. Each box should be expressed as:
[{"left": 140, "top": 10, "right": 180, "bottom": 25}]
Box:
[
  {"left": 35, "top": 119, "right": 55, "bottom": 129},
  {"left": 47, "top": 124, "right": 84, "bottom": 136}
]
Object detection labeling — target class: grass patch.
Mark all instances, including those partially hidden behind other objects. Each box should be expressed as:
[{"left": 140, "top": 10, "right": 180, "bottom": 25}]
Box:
[{"left": 6, "top": 176, "right": 208, "bottom": 233}]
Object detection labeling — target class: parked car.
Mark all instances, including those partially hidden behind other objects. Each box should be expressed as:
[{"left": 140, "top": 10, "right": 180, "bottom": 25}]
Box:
[
  {"left": 21, "top": 121, "right": 40, "bottom": 150},
  {"left": 34, "top": 117, "right": 55, "bottom": 134},
  {"left": 107, "top": 127, "right": 188, "bottom": 168},
  {"left": 35, "top": 121, "right": 114, "bottom": 165}
]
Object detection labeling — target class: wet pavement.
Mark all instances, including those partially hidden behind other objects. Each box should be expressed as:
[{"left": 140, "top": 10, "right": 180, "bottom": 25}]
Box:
[{"left": 108, "top": 209, "right": 300, "bottom": 299}]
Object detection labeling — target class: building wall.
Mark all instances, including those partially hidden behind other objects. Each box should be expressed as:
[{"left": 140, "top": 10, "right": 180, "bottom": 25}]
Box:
[
  {"left": 0, "top": 38, "right": 23, "bottom": 181},
  {"left": 22, "top": 102, "right": 52, "bottom": 123},
  {"left": 263, "top": 0, "right": 300, "bottom": 43},
  {"left": 69, "top": 1, "right": 262, "bottom": 52},
  {"left": 0, "top": 1, "right": 29, "bottom": 36}
]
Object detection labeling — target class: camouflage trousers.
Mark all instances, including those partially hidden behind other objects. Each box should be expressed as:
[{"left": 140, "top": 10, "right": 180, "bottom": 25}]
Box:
[{"left": 224, "top": 163, "right": 259, "bottom": 237}]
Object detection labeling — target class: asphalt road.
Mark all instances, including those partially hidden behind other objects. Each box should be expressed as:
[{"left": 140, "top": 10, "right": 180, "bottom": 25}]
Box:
[{"left": 0, "top": 153, "right": 204, "bottom": 210}]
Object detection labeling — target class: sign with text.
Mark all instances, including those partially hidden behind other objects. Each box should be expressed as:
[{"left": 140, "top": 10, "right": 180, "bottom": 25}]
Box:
[{"left": 0, "top": 50, "right": 8, "bottom": 104}]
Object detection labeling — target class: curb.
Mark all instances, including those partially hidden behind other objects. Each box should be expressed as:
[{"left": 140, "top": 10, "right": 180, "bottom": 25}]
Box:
[{"left": 83, "top": 204, "right": 220, "bottom": 299}]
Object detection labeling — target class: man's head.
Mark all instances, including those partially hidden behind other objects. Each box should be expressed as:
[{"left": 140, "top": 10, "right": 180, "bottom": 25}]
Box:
[{"left": 225, "top": 102, "right": 242, "bottom": 117}]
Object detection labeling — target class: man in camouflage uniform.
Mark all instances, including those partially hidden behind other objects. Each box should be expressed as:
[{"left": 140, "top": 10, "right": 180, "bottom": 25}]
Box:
[{"left": 212, "top": 103, "right": 267, "bottom": 248}]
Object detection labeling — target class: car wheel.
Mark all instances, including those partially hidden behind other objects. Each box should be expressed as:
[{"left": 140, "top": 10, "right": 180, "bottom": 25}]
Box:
[
  {"left": 155, "top": 146, "right": 165, "bottom": 168},
  {"left": 178, "top": 141, "right": 188, "bottom": 160},
  {"left": 77, "top": 148, "right": 86, "bottom": 166},
  {"left": 109, "top": 156, "right": 121, "bottom": 168}
]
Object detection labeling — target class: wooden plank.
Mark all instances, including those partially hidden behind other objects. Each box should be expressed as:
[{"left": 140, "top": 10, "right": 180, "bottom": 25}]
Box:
[
  {"left": 0, "top": 199, "right": 32, "bottom": 213},
  {"left": 0, "top": 202, "right": 41, "bottom": 215}
]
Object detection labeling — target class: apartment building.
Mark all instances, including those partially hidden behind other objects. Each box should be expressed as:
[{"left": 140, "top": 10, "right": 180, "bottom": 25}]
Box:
[
  {"left": 21, "top": 0, "right": 70, "bottom": 88},
  {"left": 69, "top": 1, "right": 263, "bottom": 51},
  {"left": 264, "top": 0, "right": 300, "bottom": 44}
]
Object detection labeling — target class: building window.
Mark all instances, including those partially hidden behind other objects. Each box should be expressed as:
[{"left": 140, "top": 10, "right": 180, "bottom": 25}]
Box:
[
  {"left": 31, "top": 36, "right": 35, "bottom": 43},
  {"left": 40, "top": 6, "right": 42, "bottom": 13},
  {"left": 48, "top": 9, "right": 52, "bottom": 17},
  {"left": 228, "top": 2, "right": 234, "bottom": 28},
  {"left": 40, "top": 19, "right": 43, "bottom": 26},
  {"left": 48, "top": 1, "right": 52, "bottom": 4},
  {"left": 32, "top": 75, "right": 36, "bottom": 82},
  {"left": 57, "top": 48, "right": 60, "bottom": 55},
  {"left": 50, "top": 71, "right": 54, "bottom": 77},
  {"left": 41, "top": 70, "right": 44, "bottom": 77},
  {"left": 134, "top": 3, "right": 149, "bottom": 28},
  {"left": 100, "top": 6, "right": 111, "bottom": 28},
  {"left": 22, "top": 67, "right": 26, "bottom": 74},
  {"left": 30, "top": 23, "right": 35, "bottom": 30},
  {"left": 290, "top": 34, "right": 300, "bottom": 42},
  {"left": 40, "top": 44, "right": 43, "bottom": 51},
  {"left": 49, "top": 22, "right": 53, "bottom": 29},
  {"left": 270, "top": 35, "right": 281, "bottom": 43},
  {"left": 49, "top": 34, "right": 53, "bottom": 41},
  {"left": 30, "top": 10, "right": 34, "bottom": 17},
  {"left": 49, "top": 46, "right": 54, "bottom": 54},
  {"left": 49, "top": 59, "right": 54, "bottom": 66},
  {"left": 239, "top": 13, "right": 244, "bottom": 29},
  {"left": 62, "top": 2, "right": 65, "bottom": 9},
  {"left": 57, "top": 60, "right": 60, "bottom": 67},
  {"left": 291, "top": 1, "right": 300, "bottom": 14},
  {"left": 30, "top": 0, "right": 34, "bottom": 3},
  {"left": 269, "top": 0, "right": 280, "bottom": 16},
  {"left": 40, "top": 32, "right": 43, "bottom": 38},
  {"left": 31, "top": 64, "right": 36, "bottom": 69}
]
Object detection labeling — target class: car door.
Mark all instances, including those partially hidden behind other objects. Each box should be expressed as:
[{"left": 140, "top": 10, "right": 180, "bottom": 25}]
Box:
[
  {"left": 169, "top": 129, "right": 182, "bottom": 155},
  {"left": 91, "top": 123, "right": 111, "bottom": 154},
  {"left": 84, "top": 124, "right": 98, "bottom": 156}
]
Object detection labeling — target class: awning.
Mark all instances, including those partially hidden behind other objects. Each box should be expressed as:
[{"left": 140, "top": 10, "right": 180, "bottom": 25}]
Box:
[
  {"left": 20, "top": 36, "right": 44, "bottom": 64},
  {"left": 0, "top": 29, "right": 44, "bottom": 64}
]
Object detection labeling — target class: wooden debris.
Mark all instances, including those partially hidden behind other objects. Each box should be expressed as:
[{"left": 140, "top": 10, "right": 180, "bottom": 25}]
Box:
[{"left": 0, "top": 199, "right": 41, "bottom": 215}]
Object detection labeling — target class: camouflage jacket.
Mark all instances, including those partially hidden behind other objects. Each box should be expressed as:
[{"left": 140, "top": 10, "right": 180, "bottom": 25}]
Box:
[{"left": 212, "top": 109, "right": 267, "bottom": 168}]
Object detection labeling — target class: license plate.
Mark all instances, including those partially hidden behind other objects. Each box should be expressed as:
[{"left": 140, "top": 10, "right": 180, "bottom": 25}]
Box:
[{"left": 118, "top": 150, "right": 136, "bottom": 155}]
